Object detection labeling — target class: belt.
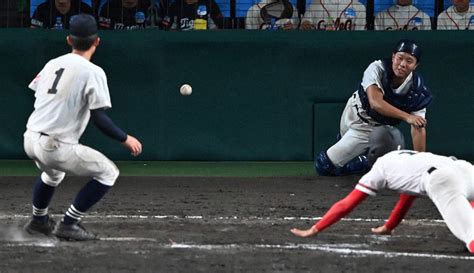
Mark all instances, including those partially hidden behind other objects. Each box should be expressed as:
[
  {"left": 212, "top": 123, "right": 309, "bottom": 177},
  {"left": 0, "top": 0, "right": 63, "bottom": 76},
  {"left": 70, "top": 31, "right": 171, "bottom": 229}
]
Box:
[{"left": 427, "top": 167, "right": 437, "bottom": 174}]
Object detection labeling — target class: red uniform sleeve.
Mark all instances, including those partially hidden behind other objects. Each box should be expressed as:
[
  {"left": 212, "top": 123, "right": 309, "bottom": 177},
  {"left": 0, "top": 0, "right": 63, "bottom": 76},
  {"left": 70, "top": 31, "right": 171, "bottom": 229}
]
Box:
[
  {"left": 314, "top": 189, "right": 368, "bottom": 232},
  {"left": 384, "top": 193, "right": 417, "bottom": 231}
]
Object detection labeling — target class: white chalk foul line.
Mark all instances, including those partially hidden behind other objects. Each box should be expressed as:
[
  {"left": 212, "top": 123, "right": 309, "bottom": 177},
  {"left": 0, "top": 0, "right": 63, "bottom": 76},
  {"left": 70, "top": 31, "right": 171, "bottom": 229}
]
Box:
[
  {"left": 6, "top": 242, "right": 58, "bottom": 247},
  {"left": 0, "top": 214, "right": 446, "bottom": 225},
  {"left": 5, "top": 238, "right": 473, "bottom": 261},
  {"left": 166, "top": 243, "right": 474, "bottom": 261},
  {"left": 100, "top": 237, "right": 158, "bottom": 242},
  {"left": 0, "top": 214, "right": 466, "bottom": 261}
]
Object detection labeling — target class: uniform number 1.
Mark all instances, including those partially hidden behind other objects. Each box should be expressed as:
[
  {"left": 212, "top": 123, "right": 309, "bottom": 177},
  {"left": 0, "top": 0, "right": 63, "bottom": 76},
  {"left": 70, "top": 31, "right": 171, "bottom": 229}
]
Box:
[{"left": 48, "top": 68, "right": 65, "bottom": 94}]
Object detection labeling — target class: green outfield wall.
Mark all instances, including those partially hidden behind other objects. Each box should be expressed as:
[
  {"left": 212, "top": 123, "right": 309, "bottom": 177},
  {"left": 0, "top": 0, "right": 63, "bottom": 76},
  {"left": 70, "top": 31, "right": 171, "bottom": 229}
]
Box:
[{"left": 1, "top": 30, "right": 473, "bottom": 161}]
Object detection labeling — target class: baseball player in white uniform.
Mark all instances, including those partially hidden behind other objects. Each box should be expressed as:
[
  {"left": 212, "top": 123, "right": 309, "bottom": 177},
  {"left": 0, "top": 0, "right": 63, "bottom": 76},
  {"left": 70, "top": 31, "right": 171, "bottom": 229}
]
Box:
[
  {"left": 24, "top": 14, "right": 142, "bottom": 241},
  {"left": 314, "top": 39, "right": 432, "bottom": 176},
  {"left": 374, "top": 0, "right": 432, "bottom": 30},
  {"left": 300, "top": 0, "right": 367, "bottom": 30},
  {"left": 437, "top": 0, "right": 474, "bottom": 30},
  {"left": 292, "top": 127, "right": 474, "bottom": 254}
]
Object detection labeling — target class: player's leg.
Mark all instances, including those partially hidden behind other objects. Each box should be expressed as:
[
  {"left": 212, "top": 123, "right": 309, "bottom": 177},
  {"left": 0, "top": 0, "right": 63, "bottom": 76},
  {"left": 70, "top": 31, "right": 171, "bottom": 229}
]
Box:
[
  {"left": 314, "top": 94, "right": 371, "bottom": 176},
  {"left": 24, "top": 165, "right": 65, "bottom": 236},
  {"left": 23, "top": 132, "right": 65, "bottom": 235},
  {"left": 314, "top": 98, "right": 353, "bottom": 176},
  {"left": 425, "top": 162, "right": 474, "bottom": 252},
  {"left": 53, "top": 143, "right": 119, "bottom": 241},
  {"left": 458, "top": 161, "right": 474, "bottom": 252},
  {"left": 315, "top": 128, "right": 370, "bottom": 176}
]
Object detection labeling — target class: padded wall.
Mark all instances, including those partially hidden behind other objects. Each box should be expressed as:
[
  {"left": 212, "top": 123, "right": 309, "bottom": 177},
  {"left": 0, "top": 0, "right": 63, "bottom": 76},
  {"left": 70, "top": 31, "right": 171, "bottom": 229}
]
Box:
[{"left": 1, "top": 29, "right": 472, "bottom": 160}]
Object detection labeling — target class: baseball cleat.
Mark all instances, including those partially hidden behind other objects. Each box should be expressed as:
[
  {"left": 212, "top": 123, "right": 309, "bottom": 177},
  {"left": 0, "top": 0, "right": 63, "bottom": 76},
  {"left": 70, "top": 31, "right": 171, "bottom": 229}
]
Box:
[
  {"left": 25, "top": 217, "right": 56, "bottom": 236},
  {"left": 54, "top": 222, "right": 98, "bottom": 241}
]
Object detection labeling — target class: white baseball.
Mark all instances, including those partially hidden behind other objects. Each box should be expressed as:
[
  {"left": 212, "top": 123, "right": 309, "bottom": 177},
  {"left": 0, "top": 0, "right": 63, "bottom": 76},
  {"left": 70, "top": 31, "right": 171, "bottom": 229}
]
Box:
[{"left": 180, "top": 84, "right": 192, "bottom": 96}]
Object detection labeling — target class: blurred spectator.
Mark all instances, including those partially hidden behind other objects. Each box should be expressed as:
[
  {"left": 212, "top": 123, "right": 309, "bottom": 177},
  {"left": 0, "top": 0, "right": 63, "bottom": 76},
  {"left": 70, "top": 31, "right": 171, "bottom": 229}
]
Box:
[
  {"left": 99, "top": 0, "right": 162, "bottom": 30},
  {"left": 164, "top": 0, "right": 224, "bottom": 30},
  {"left": 374, "top": 0, "right": 431, "bottom": 30},
  {"left": 91, "top": 0, "right": 102, "bottom": 14},
  {"left": 235, "top": 0, "right": 256, "bottom": 28},
  {"left": 85, "top": 0, "right": 103, "bottom": 15},
  {"left": 299, "top": 0, "right": 366, "bottom": 30},
  {"left": 31, "top": 0, "right": 93, "bottom": 29},
  {"left": 214, "top": 0, "right": 230, "bottom": 17},
  {"left": 0, "top": 0, "right": 29, "bottom": 27},
  {"left": 245, "top": 0, "right": 297, "bottom": 30},
  {"left": 149, "top": 0, "right": 172, "bottom": 28},
  {"left": 437, "top": 0, "right": 474, "bottom": 30}
]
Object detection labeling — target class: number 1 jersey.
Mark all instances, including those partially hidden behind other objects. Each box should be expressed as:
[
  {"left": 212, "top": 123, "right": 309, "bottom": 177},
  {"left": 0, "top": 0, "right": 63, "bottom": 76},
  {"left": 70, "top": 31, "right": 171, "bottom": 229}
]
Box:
[{"left": 26, "top": 53, "right": 112, "bottom": 144}]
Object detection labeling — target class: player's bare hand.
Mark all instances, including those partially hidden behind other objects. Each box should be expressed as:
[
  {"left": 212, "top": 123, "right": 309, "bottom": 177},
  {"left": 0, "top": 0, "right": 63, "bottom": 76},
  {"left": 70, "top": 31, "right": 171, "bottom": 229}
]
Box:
[
  {"left": 371, "top": 225, "right": 393, "bottom": 235},
  {"left": 299, "top": 20, "right": 313, "bottom": 30},
  {"left": 405, "top": 115, "right": 426, "bottom": 128},
  {"left": 290, "top": 226, "right": 319, "bottom": 237},
  {"left": 282, "top": 21, "right": 294, "bottom": 30},
  {"left": 123, "top": 135, "right": 142, "bottom": 157}
]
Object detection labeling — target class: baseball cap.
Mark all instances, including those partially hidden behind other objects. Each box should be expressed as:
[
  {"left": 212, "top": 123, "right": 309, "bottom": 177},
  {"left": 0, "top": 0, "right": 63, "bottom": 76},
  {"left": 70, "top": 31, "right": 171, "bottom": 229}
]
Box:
[
  {"left": 69, "top": 14, "right": 98, "bottom": 38},
  {"left": 393, "top": 39, "right": 421, "bottom": 62}
]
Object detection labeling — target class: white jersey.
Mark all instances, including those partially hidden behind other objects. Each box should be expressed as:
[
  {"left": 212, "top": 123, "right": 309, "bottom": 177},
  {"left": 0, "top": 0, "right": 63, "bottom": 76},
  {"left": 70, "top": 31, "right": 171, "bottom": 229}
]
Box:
[
  {"left": 356, "top": 151, "right": 458, "bottom": 196},
  {"left": 26, "top": 53, "right": 111, "bottom": 144},
  {"left": 359, "top": 60, "right": 426, "bottom": 118},
  {"left": 374, "top": 5, "right": 432, "bottom": 30},
  {"left": 303, "top": 0, "right": 366, "bottom": 30},
  {"left": 437, "top": 5, "right": 474, "bottom": 30},
  {"left": 245, "top": 0, "right": 297, "bottom": 29}
]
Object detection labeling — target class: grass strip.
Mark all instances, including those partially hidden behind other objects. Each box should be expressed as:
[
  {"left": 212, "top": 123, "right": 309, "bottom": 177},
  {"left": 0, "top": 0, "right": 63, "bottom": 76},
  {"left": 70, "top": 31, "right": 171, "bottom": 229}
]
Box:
[{"left": 0, "top": 160, "right": 314, "bottom": 177}]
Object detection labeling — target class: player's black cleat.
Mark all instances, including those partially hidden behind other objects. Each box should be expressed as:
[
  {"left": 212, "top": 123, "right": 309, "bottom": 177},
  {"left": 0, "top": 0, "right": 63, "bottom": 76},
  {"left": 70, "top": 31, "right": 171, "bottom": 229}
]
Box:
[
  {"left": 54, "top": 222, "right": 98, "bottom": 241},
  {"left": 25, "top": 217, "right": 56, "bottom": 236}
]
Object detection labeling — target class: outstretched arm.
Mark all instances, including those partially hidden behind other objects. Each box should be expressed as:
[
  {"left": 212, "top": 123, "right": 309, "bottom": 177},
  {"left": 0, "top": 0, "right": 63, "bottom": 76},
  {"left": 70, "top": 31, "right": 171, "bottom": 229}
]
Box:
[
  {"left": 371, "top": 193, "right": 417, "bottom": 235},
  {"left": 291, "top": 189, "right": 368, "bottom": 237},
  {"left": 91, "top": 108, "right": 127, "bottom": 142},
  {"left": 91, "top": 108, "right": 142, "bottom": 156}
]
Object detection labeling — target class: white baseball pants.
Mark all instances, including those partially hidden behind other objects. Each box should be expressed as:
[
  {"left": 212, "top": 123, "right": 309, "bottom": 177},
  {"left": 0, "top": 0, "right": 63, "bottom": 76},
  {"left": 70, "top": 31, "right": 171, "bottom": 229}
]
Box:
[
  {"left": 326, "top": 91, "right": 377, "bottom": 167},
  {"left": 23, "top": 130, "right": 119, "bottom": 187},
  {"left": 424, "top": 160, "right": 474, "bottom": 248}
]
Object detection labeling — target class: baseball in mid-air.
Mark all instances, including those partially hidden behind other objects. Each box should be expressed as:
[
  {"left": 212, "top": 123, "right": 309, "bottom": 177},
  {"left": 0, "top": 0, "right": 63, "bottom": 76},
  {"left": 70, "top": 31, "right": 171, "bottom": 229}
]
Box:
[{"left": 180, "top": 84, "right": 192, "bottom": 96}]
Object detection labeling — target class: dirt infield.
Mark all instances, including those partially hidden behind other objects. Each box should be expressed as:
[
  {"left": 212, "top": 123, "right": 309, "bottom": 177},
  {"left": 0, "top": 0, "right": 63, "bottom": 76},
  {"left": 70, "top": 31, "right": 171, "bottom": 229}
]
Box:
[{"left": 0, "top": 176, "right": 472, "bottom": 273}]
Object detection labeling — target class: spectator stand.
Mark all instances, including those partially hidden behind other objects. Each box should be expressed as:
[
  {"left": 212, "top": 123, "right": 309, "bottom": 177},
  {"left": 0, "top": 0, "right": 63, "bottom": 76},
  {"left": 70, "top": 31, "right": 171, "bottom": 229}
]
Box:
[
  {"left": 30, "top": 0, "right": 94, "bottom": 17},
  {"left": 0, "top": 0, "right": 29, "bottom": 27},
  {"left": 438, "top": 0, "right": 474, "bottom": 29},
  {"left": 374, "top": 0, "right": 434, "bottom": 17},
  {"left": 374, "top": 0, "right": 434, "bottom": 28},
  {"left": 237, "top": 0, "right": 315, "bottom": 29},
  {"left": 443, "top": 0, "right": 474, "bottom": 10}
]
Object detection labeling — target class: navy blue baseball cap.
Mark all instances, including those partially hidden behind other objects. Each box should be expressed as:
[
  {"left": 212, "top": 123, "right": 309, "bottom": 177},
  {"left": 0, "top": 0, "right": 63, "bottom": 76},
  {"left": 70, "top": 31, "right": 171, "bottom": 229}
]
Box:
[
  {"left": 393, "top": 39, "right": 421, "bottom": 62},
  {"left": 69, "top": 14, "right": 98, "bottom": 38}
]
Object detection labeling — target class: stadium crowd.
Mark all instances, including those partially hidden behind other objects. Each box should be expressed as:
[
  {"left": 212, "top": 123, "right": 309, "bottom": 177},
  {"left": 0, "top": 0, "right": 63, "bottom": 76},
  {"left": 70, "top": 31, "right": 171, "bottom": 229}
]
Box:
[{"left": 0, "top": 0, "right": 473, "bottom": 30}]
